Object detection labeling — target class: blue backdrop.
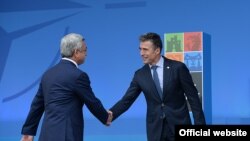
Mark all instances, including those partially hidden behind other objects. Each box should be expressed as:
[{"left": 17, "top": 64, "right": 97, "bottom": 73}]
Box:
[{"left": 1, "top": 0, "right": 250, "bottom": 140}]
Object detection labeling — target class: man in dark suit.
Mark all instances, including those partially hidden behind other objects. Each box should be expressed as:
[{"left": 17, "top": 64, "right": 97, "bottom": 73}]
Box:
[
  {"left": 20, "top": 33, "right": 112, "bottom": 141},
  {"left": 109, "top": 32, "right": 206, "bottom": 141}
]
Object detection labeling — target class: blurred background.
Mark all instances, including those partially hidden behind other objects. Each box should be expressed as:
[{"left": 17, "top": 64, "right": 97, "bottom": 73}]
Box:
[{"left": 1, "top": 0, "right": 250, "bottom": 140}]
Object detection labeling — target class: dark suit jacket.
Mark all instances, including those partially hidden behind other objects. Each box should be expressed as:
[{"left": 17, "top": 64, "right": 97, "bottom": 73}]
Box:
[
  {"left": 110, "top": 57, "right": 206, "bottom": 141},
  {"left": 21, "top": 60, "right": 108, "bottom": 141}
]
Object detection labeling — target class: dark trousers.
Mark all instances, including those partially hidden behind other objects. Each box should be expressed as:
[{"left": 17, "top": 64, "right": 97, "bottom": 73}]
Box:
[{"left": 160, "top": 118, "right": 175, "bottom": 141}]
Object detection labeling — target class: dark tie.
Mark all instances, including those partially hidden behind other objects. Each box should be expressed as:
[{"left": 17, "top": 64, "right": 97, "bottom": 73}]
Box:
[{"left": 151, "top": 65, "right": 162, "bottom": 99}]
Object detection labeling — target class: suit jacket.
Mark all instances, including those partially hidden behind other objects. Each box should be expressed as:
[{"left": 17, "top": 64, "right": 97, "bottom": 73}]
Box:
[
  {"left": 110, "top": 57, "right": 206, "bottom": 141},
  {"left": 21, "top": 60, "right": 108, "bottom": 141}
]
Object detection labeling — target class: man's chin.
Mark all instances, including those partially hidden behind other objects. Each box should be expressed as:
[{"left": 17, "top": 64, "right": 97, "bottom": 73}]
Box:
[{"left": 143, "top": 60, "right": 149, "bottom": 64}]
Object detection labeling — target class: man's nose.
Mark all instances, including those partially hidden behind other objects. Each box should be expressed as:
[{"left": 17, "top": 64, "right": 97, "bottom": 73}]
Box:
[{"left": 140, "top": 50, "right": 144, "bottom": 56}]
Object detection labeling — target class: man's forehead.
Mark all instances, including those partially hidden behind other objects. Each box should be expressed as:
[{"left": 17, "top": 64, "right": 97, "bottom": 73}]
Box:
[{"left": 140, "top": 40, "right": 154, "bottom": 46}]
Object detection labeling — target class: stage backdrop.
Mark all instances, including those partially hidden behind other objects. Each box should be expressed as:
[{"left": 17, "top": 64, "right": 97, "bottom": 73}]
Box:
[{"left": 1, "top": 0, "right": 250, "bottom": 141}]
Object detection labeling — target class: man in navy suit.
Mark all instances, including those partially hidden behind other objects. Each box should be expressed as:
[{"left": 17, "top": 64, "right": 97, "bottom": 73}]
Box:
[
  {"left": 109, "top": 32, "right": 206, "bottom": 141},
  {"left": 21, "top": 33, "right": 112, "bottom": 141}
]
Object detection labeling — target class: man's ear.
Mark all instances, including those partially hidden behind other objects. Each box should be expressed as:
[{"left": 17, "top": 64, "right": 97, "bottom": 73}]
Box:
[
  {"left": 71, "top": 49, "right": 77, "bottom": 59},
  {"left": 73, "top": 49, "right": 78, "bottom": 56},
  {"left": 155, "top": 48, "right": 160, "bottom": 54}
]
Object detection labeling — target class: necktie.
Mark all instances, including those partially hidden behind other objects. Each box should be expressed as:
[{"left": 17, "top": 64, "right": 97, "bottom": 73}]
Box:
[{"left": 151, "top": 65, "right": 162, "bottom": 99}]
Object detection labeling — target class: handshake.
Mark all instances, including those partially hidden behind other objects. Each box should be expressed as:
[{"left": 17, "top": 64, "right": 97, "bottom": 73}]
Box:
[{"left": 105, "top": 110, "right": 113, "bottom": 126}]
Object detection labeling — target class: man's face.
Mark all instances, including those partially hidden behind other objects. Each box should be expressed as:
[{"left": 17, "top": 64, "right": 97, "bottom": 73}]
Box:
[
  {"left": 76, "top": 41, "right": 87, "bottom": 65},
  {"left": 139, "top": 40, "right": 160, "bottom": 65}
]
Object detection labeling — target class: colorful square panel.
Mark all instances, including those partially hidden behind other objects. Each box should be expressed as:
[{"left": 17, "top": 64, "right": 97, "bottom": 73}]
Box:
[
  {"left": 164, "top": 33, "right": 183, "bottom": 52},
  {"left": 184, "top": 32, "right": 202, "bottom": 51},
  {"left": 184, "top": 52, "right": 203, "bottom": 71},
  {"left": 165, "top": 52, "right": 184, "bottom": 62}
]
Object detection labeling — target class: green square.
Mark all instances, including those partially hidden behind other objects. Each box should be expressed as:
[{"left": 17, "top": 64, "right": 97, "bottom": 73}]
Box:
[{"left": 164, "top": 33, "right": 183, "bottom": 52}]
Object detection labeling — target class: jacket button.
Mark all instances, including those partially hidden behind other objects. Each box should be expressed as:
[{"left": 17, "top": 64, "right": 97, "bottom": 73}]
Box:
[
  {"left": 160, "top": 113, "right": 166, "bottom": 119},
  {"left": 161, "top": 103, "right": 165, "bottom": 107}
]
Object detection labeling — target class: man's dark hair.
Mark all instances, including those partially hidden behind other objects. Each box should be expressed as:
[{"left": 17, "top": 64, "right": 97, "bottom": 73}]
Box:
[{"left": 139, "top": 32, "right": 162, "bottom": 52}]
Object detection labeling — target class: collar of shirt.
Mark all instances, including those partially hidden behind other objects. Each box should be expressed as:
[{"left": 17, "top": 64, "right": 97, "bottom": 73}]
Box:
[
  {"left": 149, "top": 56, "right": 164, "bottom": 68},
  {"left": 62, "top": 57, "right": 78, "bottom": 68}
]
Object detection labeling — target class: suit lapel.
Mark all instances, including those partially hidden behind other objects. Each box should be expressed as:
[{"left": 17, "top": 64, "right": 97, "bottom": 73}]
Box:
[{"left": 163, "top": 57, "right": 172, "bottom": 100}]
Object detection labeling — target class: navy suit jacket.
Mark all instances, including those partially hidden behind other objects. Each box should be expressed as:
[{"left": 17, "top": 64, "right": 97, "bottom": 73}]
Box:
[
  {"left": 110, "top": 57, "right": 206, "bottom": 141},
  {"left": 21, "top": 60, "right": 108, "bottom": 141}
]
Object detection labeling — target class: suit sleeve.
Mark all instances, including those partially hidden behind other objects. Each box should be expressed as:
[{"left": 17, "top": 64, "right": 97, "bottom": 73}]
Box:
[
  {"left": 178, "top": 63, "right": 206, "bottom": 125},
  {"left": 75, "top": 72, "right": 108, "bottom": 124},
  {"left": 110, "top": 73, "right": 142, "bottom": 121},
  {"left": 21, "top": 83, "right": 45, "bottom": 135}
]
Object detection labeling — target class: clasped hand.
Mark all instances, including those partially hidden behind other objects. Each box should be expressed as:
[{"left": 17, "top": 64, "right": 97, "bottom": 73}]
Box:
[{"left": 106, "top": 110, "right": 113, "bottom": 126}]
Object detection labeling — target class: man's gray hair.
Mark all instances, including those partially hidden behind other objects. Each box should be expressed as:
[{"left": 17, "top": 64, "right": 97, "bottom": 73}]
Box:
[{"left": 60, "top": 33, "right": 85, "bottom": 57}]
